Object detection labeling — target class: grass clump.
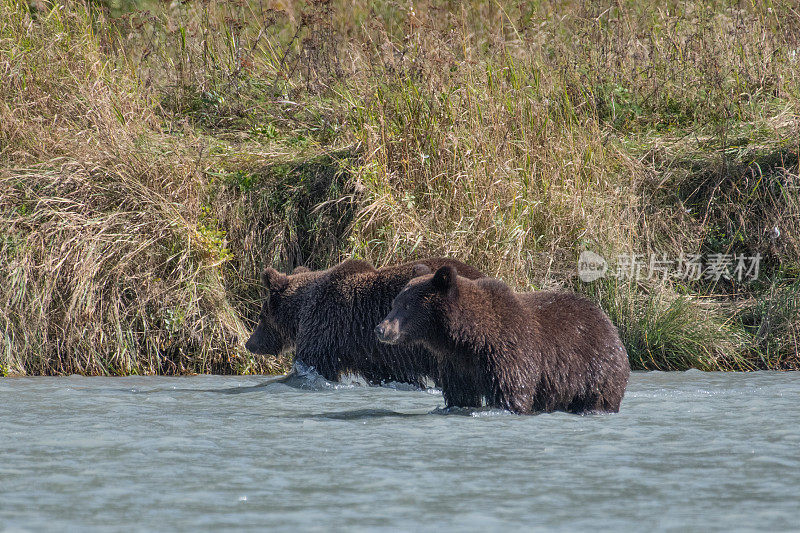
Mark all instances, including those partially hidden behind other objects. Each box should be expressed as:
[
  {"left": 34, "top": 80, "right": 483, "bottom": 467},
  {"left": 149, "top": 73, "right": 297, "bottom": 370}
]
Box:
[
  {"left": 583, "top": 278, "right": 751, "bottom": 371},
  {"left": 0, "top": 0, "right": 280, "bottom": 375},
  {"left": 740, "top": 278, "right": 800, "bottom": 369},
  {"left": 1, "top": 0, "right": 798, "bottom": 374}
]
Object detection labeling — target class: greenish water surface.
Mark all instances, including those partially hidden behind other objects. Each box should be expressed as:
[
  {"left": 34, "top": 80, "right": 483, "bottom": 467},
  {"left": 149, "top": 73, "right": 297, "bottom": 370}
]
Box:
[{"left": 1, "top": 370, "right": 798, "bottom": 531}]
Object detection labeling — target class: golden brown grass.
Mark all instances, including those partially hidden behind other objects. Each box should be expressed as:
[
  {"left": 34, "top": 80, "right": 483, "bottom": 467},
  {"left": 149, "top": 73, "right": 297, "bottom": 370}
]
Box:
[
  {"left": 0, "top": 1, "right": 281, "bottom": 374},
  {"left": 1, "top": 0, "right": 798, "bottom": 374}
]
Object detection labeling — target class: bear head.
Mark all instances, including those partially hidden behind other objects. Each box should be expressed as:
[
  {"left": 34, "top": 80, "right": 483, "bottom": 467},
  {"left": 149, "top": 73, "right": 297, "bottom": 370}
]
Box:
[
  {"left": 374, "top": 264, "right": 458, "bottom": 349},
  {"left": 244, "top": 267, "right": 311, "bottom": 355}
]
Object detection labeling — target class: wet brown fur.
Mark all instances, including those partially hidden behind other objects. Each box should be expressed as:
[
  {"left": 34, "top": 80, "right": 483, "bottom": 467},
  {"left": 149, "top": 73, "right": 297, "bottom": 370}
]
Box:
[
  {"left": 376, "top": 266, "right": 630, "bottom": 414},
  {"left": 245, "top": 258, "right": 484, "bottom": 386}
]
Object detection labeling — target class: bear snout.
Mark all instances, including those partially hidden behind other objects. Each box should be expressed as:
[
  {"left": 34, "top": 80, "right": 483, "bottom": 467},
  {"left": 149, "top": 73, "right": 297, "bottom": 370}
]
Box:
[
  {"left": 244, "top": 335, "right": 258, "bottom": 353},
  {"left": 374, "top": 320, "right": 400, "bottom": 344},
  {"left": 374, "top": 322, "right": 388, "bottom": 341}
]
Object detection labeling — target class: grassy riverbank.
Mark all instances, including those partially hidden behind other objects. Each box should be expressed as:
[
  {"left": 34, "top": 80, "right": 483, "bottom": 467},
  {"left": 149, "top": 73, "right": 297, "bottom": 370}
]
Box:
[{"left": 1, "top": 0, "right": 798, "bottom": 375}]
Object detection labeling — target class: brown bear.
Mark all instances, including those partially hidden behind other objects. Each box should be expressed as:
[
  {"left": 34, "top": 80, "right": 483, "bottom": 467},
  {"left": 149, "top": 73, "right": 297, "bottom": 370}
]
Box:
[
  {"left": 244, "top": 263, "right": 335, "bottom": 357},
  {"left": 245, "top": 258, "right": 484, "bottom": 387},
  {"left": 375, "top": 265, "right": 630, "bottom": 414}
]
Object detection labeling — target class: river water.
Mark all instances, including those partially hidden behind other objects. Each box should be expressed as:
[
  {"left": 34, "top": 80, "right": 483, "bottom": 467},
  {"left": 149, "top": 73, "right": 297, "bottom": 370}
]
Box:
[{"left": 1, "top": 370, "right": 798, "bottom": 532}]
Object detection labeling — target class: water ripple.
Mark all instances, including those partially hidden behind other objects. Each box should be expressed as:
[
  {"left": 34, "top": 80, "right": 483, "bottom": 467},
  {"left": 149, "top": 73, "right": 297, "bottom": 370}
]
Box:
[{"left": 0, "top": 371, "right": 798, "bottom": 532}]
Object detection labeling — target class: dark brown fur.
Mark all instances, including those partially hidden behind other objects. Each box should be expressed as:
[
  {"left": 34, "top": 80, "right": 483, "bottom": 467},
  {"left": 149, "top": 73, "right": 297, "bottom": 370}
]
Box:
[
  {"left": 245, "top": 258, "right": 484, "bottom": 386},
  {"left": 376, "top": 265, "right": 630, "bottom": 414}
]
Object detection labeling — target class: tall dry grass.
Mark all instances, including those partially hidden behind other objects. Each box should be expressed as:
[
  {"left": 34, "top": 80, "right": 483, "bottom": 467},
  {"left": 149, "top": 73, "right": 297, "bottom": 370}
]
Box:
[
  {"left": 333, "top": 1, "right": 799, "bottom": 368},
  {"left": 0, "top": 1, "right": 280, "bottom": 374},
  {"left": 1, "top": 0, "right": 798, "bottom": 374}
]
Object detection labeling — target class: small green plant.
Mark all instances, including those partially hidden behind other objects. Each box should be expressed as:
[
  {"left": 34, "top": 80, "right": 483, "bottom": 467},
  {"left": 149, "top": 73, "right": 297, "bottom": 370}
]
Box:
[
  {"left": 214, "top": 169, "right": 258, "bottom": 193},
  {"left": 250, "top": 123, "right": 278, "bottom": 139},
  {"left": 196, "top": 206, "right": 232, "bottom": 263}
]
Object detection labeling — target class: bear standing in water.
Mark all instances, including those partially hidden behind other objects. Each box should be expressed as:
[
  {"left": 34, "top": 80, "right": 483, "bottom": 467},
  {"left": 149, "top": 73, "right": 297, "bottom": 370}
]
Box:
[
  {"left": 375, "top": 265, "right": 630, "bottom": 414},
  {"left": 245, "top": 258, "right": 484, "bottom": 387}
]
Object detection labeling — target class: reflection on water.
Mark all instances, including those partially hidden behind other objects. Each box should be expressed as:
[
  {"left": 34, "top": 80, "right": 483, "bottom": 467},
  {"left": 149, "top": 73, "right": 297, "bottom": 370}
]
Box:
[
  {"left": 310, "top": 408, "right": 425, "bottom": 420},
  {"left": 1, "top": 370, "right": 799, "bottom": 531}
]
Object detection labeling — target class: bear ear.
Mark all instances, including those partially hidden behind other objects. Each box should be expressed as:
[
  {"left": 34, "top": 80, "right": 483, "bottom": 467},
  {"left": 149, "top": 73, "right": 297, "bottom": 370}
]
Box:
[
  {"left": 261, "top": 268, "right": 288, "bottom": 292},
  {"left": 292, "top": 266, "right": 311, "bottom": 274},
  {"left": 412, "top": 264, "right": 432, "bottom": 277},
  {"left": 432, "top": 265, "right": 457, "bottom": 293}
]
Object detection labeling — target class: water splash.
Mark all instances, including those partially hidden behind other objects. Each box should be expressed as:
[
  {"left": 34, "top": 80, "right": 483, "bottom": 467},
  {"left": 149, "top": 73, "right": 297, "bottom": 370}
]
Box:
[
  {"left": 280, "top": 361, "right": 359, "bottom": 390},
  {"left": 430, "top": 405, "right": 513, "bottom": 417}
]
